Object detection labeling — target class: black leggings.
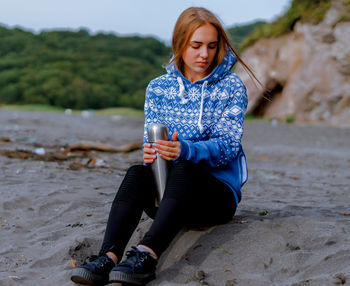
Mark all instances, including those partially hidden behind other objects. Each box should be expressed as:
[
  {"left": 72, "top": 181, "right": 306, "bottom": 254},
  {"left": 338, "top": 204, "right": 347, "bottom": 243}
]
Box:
[{"left": 99, "top": 160, "right": 237, "bottom": 260}]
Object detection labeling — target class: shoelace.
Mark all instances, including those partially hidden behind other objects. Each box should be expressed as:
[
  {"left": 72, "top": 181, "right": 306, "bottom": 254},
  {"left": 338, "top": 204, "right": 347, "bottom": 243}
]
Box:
[
  {"left": 123, "top": 247, "right": 150, "bottom": 269},
  {"left": 83, "top": 255, "right": 111, "bottom": 268},
  {"left": 83, "top": 255, "right": 99, "bottom": 264}
]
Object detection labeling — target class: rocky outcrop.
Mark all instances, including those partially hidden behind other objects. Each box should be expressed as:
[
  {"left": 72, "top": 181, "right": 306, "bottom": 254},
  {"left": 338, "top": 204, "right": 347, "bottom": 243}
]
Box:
[{"left": 236, "top": 0, "right": 350, "bottom": 127}]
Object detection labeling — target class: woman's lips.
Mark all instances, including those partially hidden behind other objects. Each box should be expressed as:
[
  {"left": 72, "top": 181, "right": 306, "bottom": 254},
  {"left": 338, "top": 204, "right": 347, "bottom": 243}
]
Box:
[{"left": 197, "top": 62, "right": 208, "bottom": 66}]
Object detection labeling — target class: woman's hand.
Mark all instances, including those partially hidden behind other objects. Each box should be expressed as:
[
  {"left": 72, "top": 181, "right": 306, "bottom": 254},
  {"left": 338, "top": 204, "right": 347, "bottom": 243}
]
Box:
[
  {"left": 153, "top": 132, "right": 181, "bottom": 161},
  {"left": 144, "top": 132, "right": 181, "bottom": 163},
  {"left": 143, "top": 142, "right": 157, "bottom": 164}
]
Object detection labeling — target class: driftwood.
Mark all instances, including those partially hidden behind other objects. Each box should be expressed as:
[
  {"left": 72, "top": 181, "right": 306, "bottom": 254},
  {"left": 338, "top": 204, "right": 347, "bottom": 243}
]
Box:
[
  {"left": 0, "top": 139, "right": 143, "bottom": 162},
  {"left": 1, "top": 137, "right": 11, "bottom": 142},
  {"left": 0, "top": 140, "right": 142, "bottom": 170},
  {"left": 0, "top": 149, "right": 69, "bottom": 161},
  {"left": 64, "top": 140, "right": 143, "bottom": 153}
]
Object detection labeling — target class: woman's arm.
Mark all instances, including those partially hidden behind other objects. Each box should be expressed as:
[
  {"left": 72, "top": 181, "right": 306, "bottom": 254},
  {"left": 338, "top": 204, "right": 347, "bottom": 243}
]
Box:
[
  {"left": 143, "top": 75, "right": 248, "bottom": 166},
  {"left": 176, "top": 78, "right": 247, "bottom": 167}
]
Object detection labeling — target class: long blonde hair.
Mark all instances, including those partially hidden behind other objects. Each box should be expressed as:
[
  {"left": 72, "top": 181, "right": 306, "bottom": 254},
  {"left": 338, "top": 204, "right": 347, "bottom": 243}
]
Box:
[{"left": 170, "top": 7, "right": 260, "bottom": 86}]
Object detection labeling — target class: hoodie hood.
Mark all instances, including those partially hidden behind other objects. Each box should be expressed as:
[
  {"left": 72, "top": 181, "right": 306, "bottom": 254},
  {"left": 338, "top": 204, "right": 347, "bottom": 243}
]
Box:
[{"left": 165, "top": 46, "right": 237, "bottom": 84}]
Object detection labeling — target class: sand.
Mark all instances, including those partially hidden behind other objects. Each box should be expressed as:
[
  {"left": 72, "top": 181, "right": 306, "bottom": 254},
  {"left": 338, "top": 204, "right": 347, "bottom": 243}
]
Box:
[{"left": 0, "top": 109, "right": 349, "bottom": 286}]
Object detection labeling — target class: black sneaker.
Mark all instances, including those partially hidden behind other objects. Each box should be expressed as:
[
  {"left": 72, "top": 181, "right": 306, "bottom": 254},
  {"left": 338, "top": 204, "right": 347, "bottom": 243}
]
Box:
[
  {"left": 70, "top": 255, "right": 115, "bottom": 285},
  {"left": 109, "top": 247, "right": 157, "bottom": 285}
]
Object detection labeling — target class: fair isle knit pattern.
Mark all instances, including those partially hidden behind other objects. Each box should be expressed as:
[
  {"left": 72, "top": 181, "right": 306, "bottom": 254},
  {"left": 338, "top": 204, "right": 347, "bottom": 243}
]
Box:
[{"left": 143, "top": 48, "right": 248, "bottom": 204}]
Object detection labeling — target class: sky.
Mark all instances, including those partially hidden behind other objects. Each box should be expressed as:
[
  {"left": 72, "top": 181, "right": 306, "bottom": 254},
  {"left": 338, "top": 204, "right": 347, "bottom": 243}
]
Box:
[{"left": 0, "top": 0, "right": 292, "bottom": 43}]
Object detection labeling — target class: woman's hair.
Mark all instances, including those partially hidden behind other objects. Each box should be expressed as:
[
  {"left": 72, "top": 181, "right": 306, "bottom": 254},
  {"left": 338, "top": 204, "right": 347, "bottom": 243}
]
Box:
[{"left": 170, "top": 7, "right": 260, "bottom": 86}]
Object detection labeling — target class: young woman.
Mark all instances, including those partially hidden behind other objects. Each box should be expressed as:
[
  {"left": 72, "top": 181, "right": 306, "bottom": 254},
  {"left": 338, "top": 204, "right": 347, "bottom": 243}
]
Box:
[{"left": 71, "top": 6, "right": 252, "bottom": 285}]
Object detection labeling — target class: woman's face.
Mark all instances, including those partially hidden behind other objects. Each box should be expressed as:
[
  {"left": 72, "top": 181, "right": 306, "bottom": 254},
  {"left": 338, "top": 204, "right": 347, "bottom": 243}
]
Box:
[{"left": 182, "top": 23, "right": 218, "bottom": 82}]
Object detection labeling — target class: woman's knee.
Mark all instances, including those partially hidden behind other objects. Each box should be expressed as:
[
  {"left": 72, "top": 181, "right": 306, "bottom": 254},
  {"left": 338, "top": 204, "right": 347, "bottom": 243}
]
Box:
[
  {"left": 163, "top": 160, "right": 201, "bottom": 200},
  {"left": 170, "top": 160, "right": 199, "bottom": 177},
  {"left": 114, "top": 164, "right": 154, "bottom": 202},
  {"left": 121, "top": 165, "right": 153, "bottom": 188},
  {"left": 126, "top": 164, "right": 150, "bottom": 177}
]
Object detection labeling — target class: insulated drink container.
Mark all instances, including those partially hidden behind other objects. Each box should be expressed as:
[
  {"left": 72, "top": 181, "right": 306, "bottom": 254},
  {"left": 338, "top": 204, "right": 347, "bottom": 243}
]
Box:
[{"left": 147, "top": 123, "right": 169, "bottom": 206}]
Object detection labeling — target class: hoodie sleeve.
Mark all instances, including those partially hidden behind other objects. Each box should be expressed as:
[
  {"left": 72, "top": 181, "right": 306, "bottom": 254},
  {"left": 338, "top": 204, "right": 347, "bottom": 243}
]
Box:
[
  {"left": 143, "top": 81, "right": 154, "bottom": 143},
  {"left": 143, "top": 79, "right": 163, "bottom": 143},
  {"left": 142, "top": 81, "right": 159, "bottom": 165},
  {"left": 177, "top": 78, "right": 248, "bottom": 167}
]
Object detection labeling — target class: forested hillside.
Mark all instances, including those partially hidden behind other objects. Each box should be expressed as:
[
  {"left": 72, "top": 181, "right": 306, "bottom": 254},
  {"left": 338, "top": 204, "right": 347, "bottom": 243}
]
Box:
[
  {"left": 227, "top": 21, "right": 266, "bottom": 51},
  {"left": 0, "top": 27, "right": 170, "bottom": 109},
  {"left": 0, "top": 20, "right": 274, "bottom": 111}
]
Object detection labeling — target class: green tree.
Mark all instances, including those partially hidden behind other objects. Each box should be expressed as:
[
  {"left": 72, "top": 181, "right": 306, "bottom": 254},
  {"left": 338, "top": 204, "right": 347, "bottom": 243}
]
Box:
[{"left": 0, "top": 25, "right": 170, "bottom": 109}]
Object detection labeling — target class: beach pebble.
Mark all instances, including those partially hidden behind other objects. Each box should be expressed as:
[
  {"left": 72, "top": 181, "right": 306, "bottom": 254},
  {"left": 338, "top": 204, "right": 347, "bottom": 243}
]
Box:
[
  {"left": 333, "top": 273, "right": 346, "bottom": 285},
  {"left": 286, "top": 243, "right": 301, "bottom": 251},
  {"left": 34, "top": 147, "right": 46, "bottom": 155},
  {"left": 8, "top": 276, "right": 21, "bottom": 280},
  {"left": 196, "top": 270, "right": 206, "bottom": 280}
]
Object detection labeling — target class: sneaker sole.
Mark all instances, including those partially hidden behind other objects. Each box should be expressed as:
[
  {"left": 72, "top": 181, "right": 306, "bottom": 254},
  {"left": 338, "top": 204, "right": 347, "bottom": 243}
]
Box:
[
  {"left": 70, "top": 268, "right": 107, "bottom": 285},
  {"left": 109, "top": 270, "right": 155, "bottom": 285}
]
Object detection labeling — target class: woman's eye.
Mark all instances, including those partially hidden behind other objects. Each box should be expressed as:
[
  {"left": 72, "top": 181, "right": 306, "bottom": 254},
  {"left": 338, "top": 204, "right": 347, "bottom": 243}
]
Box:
[
  {"left": 191, "top": 46, "right": 200, "bottom": 49},
  {"left": 209, "top": 45, "right": 217, "bottom": 49}
]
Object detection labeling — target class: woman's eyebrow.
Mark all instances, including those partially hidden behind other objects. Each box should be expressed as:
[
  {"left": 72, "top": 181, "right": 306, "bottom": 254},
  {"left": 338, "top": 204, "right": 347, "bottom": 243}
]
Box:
[{"left": 190, "top": 40, "right": 218, "bottom": 44}]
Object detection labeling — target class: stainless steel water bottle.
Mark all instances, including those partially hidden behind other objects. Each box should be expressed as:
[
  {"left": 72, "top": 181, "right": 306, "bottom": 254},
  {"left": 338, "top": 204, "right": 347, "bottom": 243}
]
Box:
[{"left": 147, "top": 123, "right": 169, "bottom": 206}]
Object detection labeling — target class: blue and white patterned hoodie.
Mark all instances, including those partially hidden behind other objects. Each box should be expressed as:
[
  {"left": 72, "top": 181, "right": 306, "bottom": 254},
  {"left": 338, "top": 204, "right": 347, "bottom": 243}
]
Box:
[{"left": 143, "top": 47, "right": 248, "bottom": 205}]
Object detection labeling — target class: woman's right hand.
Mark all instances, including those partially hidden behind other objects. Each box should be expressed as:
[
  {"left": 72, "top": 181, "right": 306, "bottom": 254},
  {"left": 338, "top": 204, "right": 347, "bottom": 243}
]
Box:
[{"left": 143, "top": 143, "right": 157, "bottom": 164}]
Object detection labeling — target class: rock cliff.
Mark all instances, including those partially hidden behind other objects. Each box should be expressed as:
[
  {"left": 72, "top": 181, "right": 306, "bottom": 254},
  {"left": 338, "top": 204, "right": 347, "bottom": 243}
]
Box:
[{"left": 236, "top": 0, "right": 350, "bottom": 127}]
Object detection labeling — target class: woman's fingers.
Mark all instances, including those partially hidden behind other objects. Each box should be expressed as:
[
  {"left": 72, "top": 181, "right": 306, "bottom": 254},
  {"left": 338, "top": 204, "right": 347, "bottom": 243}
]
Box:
[
  {"left": 143, "top": 143, "right": 157, "bottom": 163},
  {"left": 143, "top": 138, "right": 181, "bottom": 162},
  {"left": 172, "top": 132, "right": 179, "bottom": 141},
  {"left": 158, "top": 152, "right": 177, "bottom": 160},
  {"left": 153, "top": 140, "right": 178, "bottom": 149},
  {"left": 143, "top": 143, "right": 156, "bottom": 154},
  {"left": 153, "top": 140, "right": 181, "bottom": 160},
  {"left": 144, "top": 153, "right": 156, "bottom": 159},
  {"left": 144, "top": 158, "right": 155, "bottom": 164},
  {"left": 143, "top": 153, "right": 156, "bottom": 164},
  {"left": 144, "top": 147, "right": 156, "bottom": 154}
]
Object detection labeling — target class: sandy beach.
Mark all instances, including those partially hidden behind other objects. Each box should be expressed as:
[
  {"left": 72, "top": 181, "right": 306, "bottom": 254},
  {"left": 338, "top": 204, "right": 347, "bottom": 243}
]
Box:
[{"left": 1, "top": 109, "right": 350, "bottom": 286}]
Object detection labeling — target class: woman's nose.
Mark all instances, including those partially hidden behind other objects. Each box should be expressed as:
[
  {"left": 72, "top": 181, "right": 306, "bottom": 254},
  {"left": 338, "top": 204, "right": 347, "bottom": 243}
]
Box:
[{"left": 200, "top": 47, "right": 208, "bottom": 58}]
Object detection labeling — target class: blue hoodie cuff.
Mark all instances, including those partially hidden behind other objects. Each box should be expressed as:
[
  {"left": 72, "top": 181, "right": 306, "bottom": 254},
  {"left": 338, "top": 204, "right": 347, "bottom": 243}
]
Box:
[{"left": 173, "top": 139, "right": 191, "bottom": 163}]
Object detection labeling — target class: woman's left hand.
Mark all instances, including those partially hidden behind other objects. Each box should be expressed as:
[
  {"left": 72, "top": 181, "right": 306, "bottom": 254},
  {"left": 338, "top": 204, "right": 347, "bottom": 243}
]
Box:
[{"left": 152, "top": 132, "right": 181, "bottom": 161}]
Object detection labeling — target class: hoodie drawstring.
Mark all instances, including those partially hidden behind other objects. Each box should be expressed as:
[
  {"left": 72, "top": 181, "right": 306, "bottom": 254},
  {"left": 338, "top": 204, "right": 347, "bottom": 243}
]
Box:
[
  {"left": 198, "top": 81, "right": 208, "bottom": 133},
  {"left": 177, "top": 77, "right": 208, "bottom": 133},
  {"left": 177, "top": 77, "right": 188, "bottom": 104}
]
